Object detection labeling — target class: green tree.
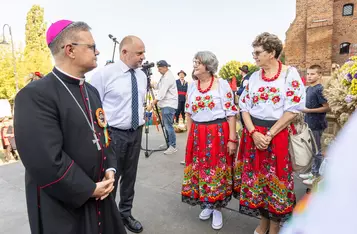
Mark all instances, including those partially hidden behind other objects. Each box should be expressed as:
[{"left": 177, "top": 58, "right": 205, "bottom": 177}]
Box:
[
  {"left": 219, "top": 60, "right": 259, "bottom": 86},
  {"left": 279, "top": 51, "right": 286, "bottom": 64},
  {"left": 23, "top": 5, "right": 52, "bottom": 76},
  {"left": 0, "top": 44, "right": 25, "bottom": 101}
]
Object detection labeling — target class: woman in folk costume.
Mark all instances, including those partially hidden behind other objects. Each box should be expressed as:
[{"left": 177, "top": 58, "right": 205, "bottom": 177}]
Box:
[
  {"left": 234, "top": 32, "right": 306, "bottom": 234},
  {"left": 181, "top": 51, "right": 238, "bottom": 230}
]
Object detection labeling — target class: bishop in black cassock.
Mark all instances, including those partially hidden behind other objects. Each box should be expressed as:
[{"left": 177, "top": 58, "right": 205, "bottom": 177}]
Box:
[{"left": 14, "top": 20, "right": 126, "bottom": 234}]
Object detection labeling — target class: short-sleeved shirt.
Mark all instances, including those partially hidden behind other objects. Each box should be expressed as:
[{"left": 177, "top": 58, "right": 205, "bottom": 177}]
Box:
[{"left": 304, "top": 84, "right": 328, "bottom": 131}]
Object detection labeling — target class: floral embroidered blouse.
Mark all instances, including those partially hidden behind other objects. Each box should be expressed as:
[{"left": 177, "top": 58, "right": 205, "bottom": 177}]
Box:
[
  {"left": 239, "top": 67, "right": 306, "bottom": 121},
  {"left": 185, "top": 78, "right": 238, "bottom": 122}
]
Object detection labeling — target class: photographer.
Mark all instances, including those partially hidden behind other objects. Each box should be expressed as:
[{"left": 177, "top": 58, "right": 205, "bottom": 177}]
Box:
[{"left": 151, "top": 60, "right": 178, "bottom": 155}]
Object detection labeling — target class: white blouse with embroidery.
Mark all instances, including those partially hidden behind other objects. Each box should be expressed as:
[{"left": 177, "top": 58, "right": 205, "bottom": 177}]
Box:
[
  {"left": 185, "top": 78, "right": 238, "bottom": 122},
  {"left": 239, "top": 67, "right": 306, "bottom": 121}
]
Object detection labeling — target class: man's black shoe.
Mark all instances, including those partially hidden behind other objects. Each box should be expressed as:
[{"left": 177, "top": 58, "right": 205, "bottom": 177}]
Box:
[{"left": 122, "top": 215, "right": 143, "bottom": 233}]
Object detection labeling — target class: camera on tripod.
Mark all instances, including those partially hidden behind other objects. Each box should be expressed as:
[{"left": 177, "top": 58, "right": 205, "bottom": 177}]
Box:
[
  {"left": 140, "top": 61, "right": 169, "bottom": 157},
  {"left": 141, "top": 61, "right": 155, "bottom": 77}
]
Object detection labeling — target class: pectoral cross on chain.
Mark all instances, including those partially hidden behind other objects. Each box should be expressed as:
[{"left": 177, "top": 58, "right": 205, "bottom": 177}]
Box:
[{"left": 92, "top": 134, "right": 101, "bottom": 151}]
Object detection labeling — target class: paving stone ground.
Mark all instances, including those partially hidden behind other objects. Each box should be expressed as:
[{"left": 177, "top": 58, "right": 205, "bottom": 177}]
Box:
[{"left": 0, "top": 126, "right": 306, "bottom": 234}]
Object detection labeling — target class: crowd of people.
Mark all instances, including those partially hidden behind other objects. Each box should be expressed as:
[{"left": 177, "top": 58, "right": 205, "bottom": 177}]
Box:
[{"left": 7, "top": 18, "right": 332, "bottom": 234}]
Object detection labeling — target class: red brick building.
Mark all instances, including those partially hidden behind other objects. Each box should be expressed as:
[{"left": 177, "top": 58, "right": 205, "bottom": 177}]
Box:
[{"left": 285, "top": 0, "right": 357, "bottom": 75}]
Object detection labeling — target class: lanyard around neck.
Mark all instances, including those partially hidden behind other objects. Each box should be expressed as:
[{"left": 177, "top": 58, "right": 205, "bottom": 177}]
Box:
[{"left": 52, "top": 71, "right": 101, "bottom": 151}]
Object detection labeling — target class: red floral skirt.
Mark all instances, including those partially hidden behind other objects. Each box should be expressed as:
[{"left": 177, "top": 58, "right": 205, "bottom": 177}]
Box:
[
  {"left": 181, "top": 120, "right": 233, "bottom": 209},
  {"left": 233, "top": 126, "right": 295, "bottom": 222}
]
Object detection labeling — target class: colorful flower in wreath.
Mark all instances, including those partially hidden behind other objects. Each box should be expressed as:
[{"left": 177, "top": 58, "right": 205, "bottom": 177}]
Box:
[
  {"left": 225, "top": 102, "right": 231, "bottom": 108},
  {"left": 345, "top": 94, "right": 353, "bottom": 103},
  {"left": 231, "top": 105, "right": 238, "bottom": 111},
  {"left": 192, "top": 105, "right": 198, "bottom": 112},
  {"left": 196, "top": 96, "right": 201, "bottom": 101},
  {"left": 286, "top": 90, "right": 294, "bottom": 97},
  {"left": 253, "top": 96, "right": 259, "bottom": 103},
  {"left": 293, "top": 96, "right": 301, "bottom": 103},
  {"left": 208, "top": 101, "right": 215, "bottom": 109},
  {"left": 205, "top": 95, "right": 211, "bottom": 100},
  {"left": 272, "top": 96, "right": 280, "bottom": 104},
  {"left": 260, "top": 93, "right": 269, "bottom": 100},
  {"left": 291, "top": 80, "right": 300, "bottom": 88},
  {"left": 226, "top": 92, "right": 232, "bottom": 99},
  {"left": 185, "top": 103, "right": 190, "bottom": 108}
]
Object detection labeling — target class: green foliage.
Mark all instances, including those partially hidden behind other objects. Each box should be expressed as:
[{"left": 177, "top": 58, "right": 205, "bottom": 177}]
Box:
[
  {"left": 219, "top": 60, "right": 259, "bottom": 86},
  {"left": 0, "top": 45, "right": 25, "bottom": 101},
  {"left": 23, "top": 5, "right": 52, "bottom": 76},
  {"left": 279, "top": 51, "right": 286, "bottom": 64},
  {"left": 0, "top": 5, "right": 52, "bottom": 101}
]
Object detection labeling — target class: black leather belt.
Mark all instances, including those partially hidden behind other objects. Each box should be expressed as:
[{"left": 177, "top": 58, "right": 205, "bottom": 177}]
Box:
[
  {"left": 193, "top": 118, "right": 227, "bottom": 125},
  {"left": 250, "top": 116, "right": 277, "bottom": 128},
  {"left": 109, "top": 126, "right": 139, "bottom": 132}
]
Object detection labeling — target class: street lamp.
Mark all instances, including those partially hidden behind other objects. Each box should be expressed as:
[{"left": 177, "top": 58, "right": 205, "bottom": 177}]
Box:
[{"left": 0, "top": 24, "right": 19, "bottom": 92}]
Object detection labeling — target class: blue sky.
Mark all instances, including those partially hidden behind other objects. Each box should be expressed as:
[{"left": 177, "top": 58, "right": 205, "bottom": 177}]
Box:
[{"left": 1, "top": 0, "right": 296, "bottom": 81}]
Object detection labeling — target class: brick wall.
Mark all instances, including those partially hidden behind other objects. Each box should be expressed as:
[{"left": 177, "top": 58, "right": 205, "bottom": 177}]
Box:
[
  {"left": 285, "top": 0, "right": 308, "bottom": 75},
  {"left": 332, "top": 0, "right": 357, "bottom": 65},
  {"left": 285, "top": 0, "right": 357, "bottom": 75}
]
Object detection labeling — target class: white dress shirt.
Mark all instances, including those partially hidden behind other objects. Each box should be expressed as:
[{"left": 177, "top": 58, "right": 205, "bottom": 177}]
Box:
[
  {"left": 91, "top": 60, "right": 147, "bottom": 129},
  {"left": 156, "top": 70, "right": 178, "bottom": 109}
]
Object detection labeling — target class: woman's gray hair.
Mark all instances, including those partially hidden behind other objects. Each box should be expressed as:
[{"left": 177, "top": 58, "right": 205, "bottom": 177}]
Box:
[
  {"left": 252, "top": 32, "right": 283, "bottom": 59},
  {"left": 194, "top": 51, "right": 219, "bottom": 75},
  {"left": 49, "top": 21, "right": 91, "bottom": 55}
]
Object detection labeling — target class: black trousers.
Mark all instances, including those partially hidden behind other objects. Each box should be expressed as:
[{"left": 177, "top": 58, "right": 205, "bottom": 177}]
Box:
[
  {"left": 175, "top": 100, "right": 186, "bottom": 123},
  {"left": 109, "top": 126, "right": 143, "bottom": 218}
]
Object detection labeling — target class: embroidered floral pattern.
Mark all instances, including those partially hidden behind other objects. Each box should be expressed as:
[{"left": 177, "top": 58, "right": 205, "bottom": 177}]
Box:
[
  {"left": 189, "top": 92, "right": 238, "bottom": 113},
  {"left": 286, "top": 79, "right": 303, "bottom": 104},
  {"left": 251, "top": 86, "right": 282, "bottom": 106},
  {"left": 223, "top": 92, "right": 238, "bottom": 112},
  {"left": 189, "top": 95, "right": 215, "bottom": 113},
  {"left": 233, "top": 127, "right": 295, "bottom": 222},
  {"left": 182, "top": 122, "right": 233, "bottom": 209}
]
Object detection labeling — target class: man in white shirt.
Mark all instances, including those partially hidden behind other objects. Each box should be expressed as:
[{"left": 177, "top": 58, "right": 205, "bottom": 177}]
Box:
[
  {"left": 151, "top": 60, "right": 178, "bottom": 155},
  {"left": 91, "top": 35, "right": 146, "bottom": 233}
]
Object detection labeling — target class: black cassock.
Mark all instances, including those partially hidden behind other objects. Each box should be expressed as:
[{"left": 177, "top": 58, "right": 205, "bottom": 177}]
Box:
[{"left": 14, "top": 67, "right": 127, "bottom": 234}]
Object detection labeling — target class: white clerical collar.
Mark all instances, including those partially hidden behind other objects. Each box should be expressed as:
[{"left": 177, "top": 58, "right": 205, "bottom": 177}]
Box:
[{"left": 55, "top": 66, "right": 86, "bottom": 85}]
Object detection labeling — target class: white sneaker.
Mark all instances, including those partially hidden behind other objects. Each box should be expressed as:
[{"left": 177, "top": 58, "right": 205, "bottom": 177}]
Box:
[
  {"left": 303, "top": 177, "right": 316, "bottom": 186},
  {"left": 164, "top": 146, "right": 178, "bottom": 155},
  {"left": 299, "top": 172, "right": 313, "bottom": 180},
  {"left": 199, "top": 208, "right": 213, "bottom": 220},
  {"left": 212, "top": 210, "right": 223, "bottom": 230},
  {"left": 180, "top": 160, "right": 185, "bottom": 165},
  {"left": 254, "top": 229, "right": 268, "bottom": 234},
  {"left": 159, "top": 144, "right": 167, "bottom": 149}
]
